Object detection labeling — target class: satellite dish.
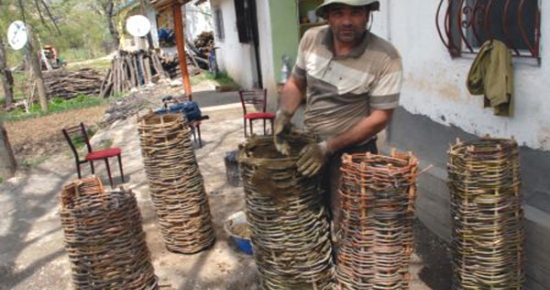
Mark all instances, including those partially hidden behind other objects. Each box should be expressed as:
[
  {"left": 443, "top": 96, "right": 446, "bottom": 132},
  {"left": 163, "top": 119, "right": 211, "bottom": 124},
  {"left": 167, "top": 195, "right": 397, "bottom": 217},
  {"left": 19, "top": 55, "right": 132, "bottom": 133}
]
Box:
[
  {"left": 7, "top": 21, "right": 28, "bottom": 51},
  {"left": 126, "top": 15, "right": 151, "bottom": 37}
]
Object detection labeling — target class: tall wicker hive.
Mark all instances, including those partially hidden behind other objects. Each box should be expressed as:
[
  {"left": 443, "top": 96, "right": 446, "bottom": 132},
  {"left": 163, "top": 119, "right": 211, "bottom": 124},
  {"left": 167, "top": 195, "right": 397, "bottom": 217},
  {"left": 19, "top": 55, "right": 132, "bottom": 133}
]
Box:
[
  {"left": 238, "top": 135, "right": 335, "bottom": 290},
  {"left": 137, "top": 112, "right": 215, "bottom": 254},
  {"left": 59, "top": 176, "right": 158, "bottom": 290},
  {"left": 337, "top": 151, "right": 419, "bottom": 290},
  {"left": 448, "top": 138, "right": 524, "bottom": 289}
]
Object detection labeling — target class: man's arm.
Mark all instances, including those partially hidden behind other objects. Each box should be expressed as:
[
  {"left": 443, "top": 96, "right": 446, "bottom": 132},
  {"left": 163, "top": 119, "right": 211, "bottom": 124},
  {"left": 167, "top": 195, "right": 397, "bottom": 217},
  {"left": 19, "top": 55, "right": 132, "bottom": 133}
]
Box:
[
  {"left": 279, "top": 74, "right": 307, "bottom": 114},
  {"left": 273, "top": 74, "right": 307, "bottom": 155},
  {"left": 296, "top": 109, "right": 393, "bottom": 176},
  {"left": 326, "top": 108, "right": 394, "bottom": 153}
]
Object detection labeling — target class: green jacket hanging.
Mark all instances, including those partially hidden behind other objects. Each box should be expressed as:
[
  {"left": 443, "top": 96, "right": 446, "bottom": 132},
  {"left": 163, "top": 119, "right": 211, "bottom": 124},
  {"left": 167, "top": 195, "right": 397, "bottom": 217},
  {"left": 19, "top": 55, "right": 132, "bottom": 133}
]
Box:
[{"left": 467, "top": 39, "right": 514, "bottom": 116}]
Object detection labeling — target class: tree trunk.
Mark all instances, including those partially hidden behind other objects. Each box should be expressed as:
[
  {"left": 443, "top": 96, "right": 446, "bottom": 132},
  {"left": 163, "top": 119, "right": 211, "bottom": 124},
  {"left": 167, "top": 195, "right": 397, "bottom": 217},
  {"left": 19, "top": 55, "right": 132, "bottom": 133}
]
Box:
[
  {"left": 0, "top": 122, "right": 17, "bottom": 181},
  {"left": 0, "top": 38, "right": 14, "bottom": 107},
  {"left": 27, "top": 25, "right": 49, "bottom": 113},
  {"left": 106, "top": 1, "right": 120, "bottom": 48}
]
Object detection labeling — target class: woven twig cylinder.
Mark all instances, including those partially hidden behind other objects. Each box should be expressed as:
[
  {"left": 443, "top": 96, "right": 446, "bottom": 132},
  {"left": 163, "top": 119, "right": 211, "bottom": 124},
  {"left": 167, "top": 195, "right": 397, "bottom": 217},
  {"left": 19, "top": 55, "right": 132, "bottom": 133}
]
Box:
[
  {"left": 337, "top": 151, "right": 418, "bottom": 290},
  {"left": 59, "top": 176, "right": 158, "bottom": 290},
  {"left": 448, "top": 138, "right": 524, "bottom": 289},
  {"left": 239, "top": 135, "right": 335, "bottom": 290},
  {"left": 138, "top": 112, "right": 215, "bottom": 254}
]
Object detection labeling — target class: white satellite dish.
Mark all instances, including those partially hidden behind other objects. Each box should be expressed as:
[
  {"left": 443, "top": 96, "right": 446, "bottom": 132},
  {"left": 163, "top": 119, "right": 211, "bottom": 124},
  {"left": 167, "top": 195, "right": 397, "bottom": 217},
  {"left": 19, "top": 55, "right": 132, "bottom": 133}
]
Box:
[
  {"left": 7, "top": 21, "right": 28, "bottom": 51},
  {"left": 126, "top": 15, "right": 151, "bottom": 37}
]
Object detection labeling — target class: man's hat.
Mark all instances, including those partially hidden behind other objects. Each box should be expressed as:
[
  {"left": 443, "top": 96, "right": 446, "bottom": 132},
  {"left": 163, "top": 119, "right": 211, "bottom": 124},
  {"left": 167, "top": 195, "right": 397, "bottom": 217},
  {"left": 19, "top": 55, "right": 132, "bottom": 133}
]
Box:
[{"left": 315, "top": 0, "right": 380, "bottom": 18}]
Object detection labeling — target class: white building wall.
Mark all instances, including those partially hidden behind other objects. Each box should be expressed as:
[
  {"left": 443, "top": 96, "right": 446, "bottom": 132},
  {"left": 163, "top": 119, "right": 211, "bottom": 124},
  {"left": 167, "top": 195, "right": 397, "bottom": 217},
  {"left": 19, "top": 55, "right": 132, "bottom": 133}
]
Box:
[
  {"left": 185, "top": 2, "right": 214, "bottom": 41},
  {"left": 256, "top": 0, "right": 276, "bottom": 101},
  {"left": 209, "top": 0, "right": 272, "bottom": 90},
  {"left": 370, "top": 0, "right": 550, "bottom": 151}
]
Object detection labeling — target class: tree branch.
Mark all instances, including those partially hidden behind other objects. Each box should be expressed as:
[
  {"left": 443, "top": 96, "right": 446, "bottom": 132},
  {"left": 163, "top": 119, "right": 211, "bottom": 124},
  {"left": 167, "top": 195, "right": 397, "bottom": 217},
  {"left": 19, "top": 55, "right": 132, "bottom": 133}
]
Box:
[{"left": 39, "top": 0, "right": 61, "bottom": 34}]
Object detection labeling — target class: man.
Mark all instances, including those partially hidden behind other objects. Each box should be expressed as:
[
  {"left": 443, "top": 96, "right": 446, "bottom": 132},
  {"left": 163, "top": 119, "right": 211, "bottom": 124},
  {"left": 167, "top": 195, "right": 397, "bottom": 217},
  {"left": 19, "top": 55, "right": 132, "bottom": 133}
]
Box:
[{"left": 274, "top": 0, "right": 403, "bottom": 238}]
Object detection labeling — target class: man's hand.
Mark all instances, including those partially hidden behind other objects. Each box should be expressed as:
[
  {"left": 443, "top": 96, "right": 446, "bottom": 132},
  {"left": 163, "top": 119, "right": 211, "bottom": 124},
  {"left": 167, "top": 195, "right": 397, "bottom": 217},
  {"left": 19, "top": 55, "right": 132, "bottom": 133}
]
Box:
[
  {"left": 297, "top": 141, "right": 331, "bottom": 177},
  {"left": 274, "top": 110, "right": 293, "bottom": 155}
]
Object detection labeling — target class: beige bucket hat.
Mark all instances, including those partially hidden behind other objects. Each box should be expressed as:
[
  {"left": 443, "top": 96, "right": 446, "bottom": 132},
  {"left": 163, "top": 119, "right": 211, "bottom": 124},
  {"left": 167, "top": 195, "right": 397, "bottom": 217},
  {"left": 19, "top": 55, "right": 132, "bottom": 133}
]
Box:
[{"left": 315, "top": 0, "right": 380, "bottom": 18}]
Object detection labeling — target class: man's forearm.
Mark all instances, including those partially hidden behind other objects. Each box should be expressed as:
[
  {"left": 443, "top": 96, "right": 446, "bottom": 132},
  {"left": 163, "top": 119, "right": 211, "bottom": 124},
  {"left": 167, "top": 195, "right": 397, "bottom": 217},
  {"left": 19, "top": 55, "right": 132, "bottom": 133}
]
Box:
[
  {"left": 326, "top": 109, "right": 394, "bottom": 153},
  {"left": 279, "top": 75, "right": 306, "bottom": 114}
]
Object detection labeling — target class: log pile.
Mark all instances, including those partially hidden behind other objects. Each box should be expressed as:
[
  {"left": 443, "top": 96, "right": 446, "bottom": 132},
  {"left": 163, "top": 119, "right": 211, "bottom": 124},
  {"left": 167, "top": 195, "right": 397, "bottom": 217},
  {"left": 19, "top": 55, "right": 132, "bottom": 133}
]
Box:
[
  {"left": 194, "top": 31, "right": 214, "bottom": 56},
  {"left": 160, "top": 55, "right": 182, "bottom": 79},
  {"left": 43, "top": 68, "right": 103, "bottom": 99},
  {"left": 100, "top": 50, "right": 169, "bottom": 98}
]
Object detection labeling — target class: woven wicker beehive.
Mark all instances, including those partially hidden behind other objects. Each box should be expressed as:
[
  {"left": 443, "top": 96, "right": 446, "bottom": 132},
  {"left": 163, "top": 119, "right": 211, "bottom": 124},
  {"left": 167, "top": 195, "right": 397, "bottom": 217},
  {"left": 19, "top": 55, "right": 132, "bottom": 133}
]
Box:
[
  {"left": 137, "top": 112, "right": 215, "bottom": 254},
  {"left": 238, "top": 135, "right": 335, "bottom": 290},
  {"left": 337, "top": 151, "right": 418, "bottom": 290},
  {"left": 59, "top": 176, "right": 158, "bottom": 290},
  {"left": 448, "top": 138, "right": 524, "bottom": 289}
]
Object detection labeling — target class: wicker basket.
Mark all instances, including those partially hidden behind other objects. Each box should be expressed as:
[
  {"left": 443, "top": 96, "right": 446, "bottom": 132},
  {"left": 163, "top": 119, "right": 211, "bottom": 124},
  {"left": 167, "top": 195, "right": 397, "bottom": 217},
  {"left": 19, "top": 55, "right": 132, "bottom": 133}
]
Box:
[
  {"left": 448, "top": 138, "right": 524, "bottom": 289},
  {"left": 239, "top": 135, "right": 335, "bottom": 290},
  {"left": 337, "top": 151, "right": 418, "bottom": 290},
  {"left": 137, "top": 112, "right": 215, "bottom": 254},
  {"left": 59, "top": 176, "right": 158, "bottom": 290}
]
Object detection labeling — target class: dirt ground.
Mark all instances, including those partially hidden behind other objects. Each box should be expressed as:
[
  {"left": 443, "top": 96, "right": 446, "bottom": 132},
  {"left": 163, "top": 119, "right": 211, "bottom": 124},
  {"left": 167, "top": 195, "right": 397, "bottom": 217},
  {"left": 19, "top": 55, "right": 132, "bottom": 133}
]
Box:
[
  {"left": 0, "top": 82, "right": 452, "bottom": 290},
  {"left": 4, "top": 105, "right": 108, "bottom": 164}
]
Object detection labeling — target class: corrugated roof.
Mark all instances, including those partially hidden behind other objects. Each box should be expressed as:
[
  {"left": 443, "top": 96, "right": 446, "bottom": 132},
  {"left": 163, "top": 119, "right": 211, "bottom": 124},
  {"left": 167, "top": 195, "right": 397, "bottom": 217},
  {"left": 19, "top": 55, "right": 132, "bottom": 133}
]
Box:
[
  {"left": 151, "top": 0, "right": 193, "bottom": 11},
  {"left": 115, "top": 0, "right": 139, "bottom": 15}
]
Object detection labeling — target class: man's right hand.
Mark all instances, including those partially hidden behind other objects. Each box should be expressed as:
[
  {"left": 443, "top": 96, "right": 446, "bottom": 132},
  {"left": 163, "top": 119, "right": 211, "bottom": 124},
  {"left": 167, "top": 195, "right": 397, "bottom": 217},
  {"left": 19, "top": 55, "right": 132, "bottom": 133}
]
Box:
[{"left": 274, "top": 110, "right": 293, "bottom": 155}]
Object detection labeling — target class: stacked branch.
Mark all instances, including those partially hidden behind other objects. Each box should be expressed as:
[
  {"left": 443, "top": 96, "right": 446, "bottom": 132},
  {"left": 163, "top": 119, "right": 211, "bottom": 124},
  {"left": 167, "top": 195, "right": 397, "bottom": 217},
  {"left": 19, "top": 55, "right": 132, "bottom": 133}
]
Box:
[
  {"left": 100, "top": 50, "right": 169, "bottom": 98},
  {"left": 43, "top": 68, "right": 104, "bottom": 99}
]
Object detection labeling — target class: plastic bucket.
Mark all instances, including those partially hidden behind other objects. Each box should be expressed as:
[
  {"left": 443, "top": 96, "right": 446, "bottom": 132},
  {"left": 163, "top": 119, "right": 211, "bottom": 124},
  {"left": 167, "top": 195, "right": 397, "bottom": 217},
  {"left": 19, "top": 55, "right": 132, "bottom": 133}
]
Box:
[{"left": 224, "top": 211, "right": 253, "bottom": 255}]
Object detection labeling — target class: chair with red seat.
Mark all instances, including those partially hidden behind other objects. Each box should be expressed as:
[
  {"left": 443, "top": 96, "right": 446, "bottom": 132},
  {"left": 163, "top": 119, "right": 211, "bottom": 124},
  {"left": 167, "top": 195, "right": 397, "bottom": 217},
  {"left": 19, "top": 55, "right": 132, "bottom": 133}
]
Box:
[
  {"left": 239, "top": 89, "right": 275, "bottom": 137},
  {"left": 62, "top": 123, "right": 124, "bottom": 188}
]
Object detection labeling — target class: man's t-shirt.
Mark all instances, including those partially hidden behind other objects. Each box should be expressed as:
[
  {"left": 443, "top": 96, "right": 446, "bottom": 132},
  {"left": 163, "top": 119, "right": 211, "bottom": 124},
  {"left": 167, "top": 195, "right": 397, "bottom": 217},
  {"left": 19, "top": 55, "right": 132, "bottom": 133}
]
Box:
[{"left": 292, "top": 26, "right": 403, "bottom": 143}]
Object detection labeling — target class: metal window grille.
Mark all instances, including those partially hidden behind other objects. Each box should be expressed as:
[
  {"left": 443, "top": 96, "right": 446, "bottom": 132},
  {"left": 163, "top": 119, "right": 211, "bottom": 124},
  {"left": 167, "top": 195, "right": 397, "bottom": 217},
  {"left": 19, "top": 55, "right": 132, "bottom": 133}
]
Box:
[
  {"left": 436, "top": 0, "right": 541, "bottom": 60},
  {"left": 214, "top": 7, "right": 225, "bottom": 40},
  {"left": 234, "top": 0, "right": 258, "bottom": 44}
]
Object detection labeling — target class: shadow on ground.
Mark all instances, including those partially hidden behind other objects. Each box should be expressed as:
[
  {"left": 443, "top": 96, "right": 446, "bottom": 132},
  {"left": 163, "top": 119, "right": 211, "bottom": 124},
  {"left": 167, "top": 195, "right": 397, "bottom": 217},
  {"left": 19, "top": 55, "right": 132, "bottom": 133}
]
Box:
[{"left": 413, "top": 219, "right": 452, "bottom": 290}]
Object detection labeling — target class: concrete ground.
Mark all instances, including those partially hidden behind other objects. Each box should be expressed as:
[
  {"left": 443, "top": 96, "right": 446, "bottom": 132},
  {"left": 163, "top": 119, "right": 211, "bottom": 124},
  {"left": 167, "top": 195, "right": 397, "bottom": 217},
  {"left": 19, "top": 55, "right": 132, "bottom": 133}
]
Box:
[{"left": 0, "top": 85, "right": 451, "bottom": 290}]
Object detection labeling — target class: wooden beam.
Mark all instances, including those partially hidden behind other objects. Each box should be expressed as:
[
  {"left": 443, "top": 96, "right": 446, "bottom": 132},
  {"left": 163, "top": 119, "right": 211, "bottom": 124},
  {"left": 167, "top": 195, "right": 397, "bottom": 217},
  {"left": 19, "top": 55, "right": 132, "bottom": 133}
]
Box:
[{"left": 172, "top": 2, "right": 193, "bottom": 100}]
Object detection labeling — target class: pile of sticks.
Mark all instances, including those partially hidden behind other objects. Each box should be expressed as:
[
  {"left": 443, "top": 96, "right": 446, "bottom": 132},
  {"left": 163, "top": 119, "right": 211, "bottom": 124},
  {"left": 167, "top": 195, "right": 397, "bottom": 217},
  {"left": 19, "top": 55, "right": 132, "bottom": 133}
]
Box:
[
  {"left": 43, "top": 68, "right": 103, "bottom": 99},
  {"left": 100, "top": 50, "right": 169, "bottom": 98}
]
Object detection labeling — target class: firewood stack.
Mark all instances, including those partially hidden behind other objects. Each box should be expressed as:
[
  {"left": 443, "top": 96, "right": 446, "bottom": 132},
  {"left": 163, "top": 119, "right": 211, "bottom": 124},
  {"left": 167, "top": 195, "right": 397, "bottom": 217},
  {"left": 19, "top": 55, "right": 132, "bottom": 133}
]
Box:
[
  {"left": 43, "top": 68, "right": 104, "bottom": 99},
  {"left": 194, "top": 31, "right": 214, "bottom": 57},
  {"left": 100, "top": 50, "right": 169, "bottom": 98}
]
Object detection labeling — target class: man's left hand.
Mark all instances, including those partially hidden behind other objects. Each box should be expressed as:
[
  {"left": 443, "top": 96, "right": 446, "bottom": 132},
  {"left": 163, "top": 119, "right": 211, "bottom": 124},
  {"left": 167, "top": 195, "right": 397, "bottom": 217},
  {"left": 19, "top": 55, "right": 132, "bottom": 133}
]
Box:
[{"left": 297, "top": 141, "right": 331, "bottom": 177}]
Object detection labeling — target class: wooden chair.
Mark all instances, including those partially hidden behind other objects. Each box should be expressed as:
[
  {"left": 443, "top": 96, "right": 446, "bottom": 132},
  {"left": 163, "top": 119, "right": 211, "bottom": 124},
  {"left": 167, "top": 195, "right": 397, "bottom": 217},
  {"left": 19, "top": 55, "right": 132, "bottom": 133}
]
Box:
[
  {"left": 239, "top": 89, "right": 274, "bottom": 137},
  {"left": 62, "top": 123, "right": 124, "bottom": 188}
]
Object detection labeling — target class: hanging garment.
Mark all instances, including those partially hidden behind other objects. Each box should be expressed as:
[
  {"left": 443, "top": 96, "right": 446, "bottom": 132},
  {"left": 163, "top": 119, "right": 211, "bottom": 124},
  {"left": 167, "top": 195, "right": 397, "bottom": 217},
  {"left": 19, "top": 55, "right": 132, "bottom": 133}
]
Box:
[{"left": 467, "top": 39, "right": 514, "bottom": 116}]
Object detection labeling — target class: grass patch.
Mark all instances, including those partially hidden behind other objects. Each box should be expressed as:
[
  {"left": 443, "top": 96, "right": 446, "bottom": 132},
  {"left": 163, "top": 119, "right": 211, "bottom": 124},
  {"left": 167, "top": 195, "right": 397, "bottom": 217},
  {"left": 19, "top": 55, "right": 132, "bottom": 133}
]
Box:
[
  {"left": 19, "top": 156, "right": 50, "bottom": 169},
  {"left": 68, "top": 58, "right": 113, "bottom": 72},
  {"left": 190, "top": 71, "right": 239, "bottom": 88},
  {"left": 1, "top": 95, "right": 107, "bottom": 122}
]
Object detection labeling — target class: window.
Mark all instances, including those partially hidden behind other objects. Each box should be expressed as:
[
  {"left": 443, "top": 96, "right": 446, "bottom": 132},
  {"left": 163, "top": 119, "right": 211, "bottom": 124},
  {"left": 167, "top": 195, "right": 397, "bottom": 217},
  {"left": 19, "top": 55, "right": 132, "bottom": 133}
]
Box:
[
  {"left": 214, "top": 7, "right": 225, "bottom": 40},
  {"left": 234, "top": 0, "right": 258, "bottom": 44},
  {"left": 436, "top": 0, "right": 541, "bottom": 60}
]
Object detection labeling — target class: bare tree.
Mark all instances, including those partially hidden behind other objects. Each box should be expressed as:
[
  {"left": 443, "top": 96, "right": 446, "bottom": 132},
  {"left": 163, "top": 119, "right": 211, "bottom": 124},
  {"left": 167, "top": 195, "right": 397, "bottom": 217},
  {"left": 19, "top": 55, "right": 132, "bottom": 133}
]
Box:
[
  {"left": 0, "top": 0, "right": 60, "bottom": 180},
  {"left": 0, "top": 38, "right": 14, "bottom": 107},
  {"left": 0, "top": 121, "right": 16, "bottom": 180},
  {"left": 90, "top": 0, "right": 123, "bottom": 49}
]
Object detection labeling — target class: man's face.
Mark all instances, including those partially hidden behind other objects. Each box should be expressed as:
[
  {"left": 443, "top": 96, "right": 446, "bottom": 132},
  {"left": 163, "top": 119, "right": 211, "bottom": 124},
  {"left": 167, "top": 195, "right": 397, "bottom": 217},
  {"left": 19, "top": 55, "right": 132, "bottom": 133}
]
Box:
[{"left": 326, "top": 5, "right": 369, "bottom": 44}]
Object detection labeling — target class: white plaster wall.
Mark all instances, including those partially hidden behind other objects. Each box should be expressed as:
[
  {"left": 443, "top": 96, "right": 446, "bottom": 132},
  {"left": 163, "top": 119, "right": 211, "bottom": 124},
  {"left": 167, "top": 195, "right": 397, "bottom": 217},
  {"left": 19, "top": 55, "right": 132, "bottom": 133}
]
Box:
[
  {"left": 185, "top": 3, "right": 214, "bottom": 41},
  {"left": 370, "top": 0, "right": 550, "bottom": 151},
  {"left": 210, "top": 0, "right": 262, "bottom": 89},
  {"left": 256, "top": 0, "right": 276, "bottom": 104}
]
